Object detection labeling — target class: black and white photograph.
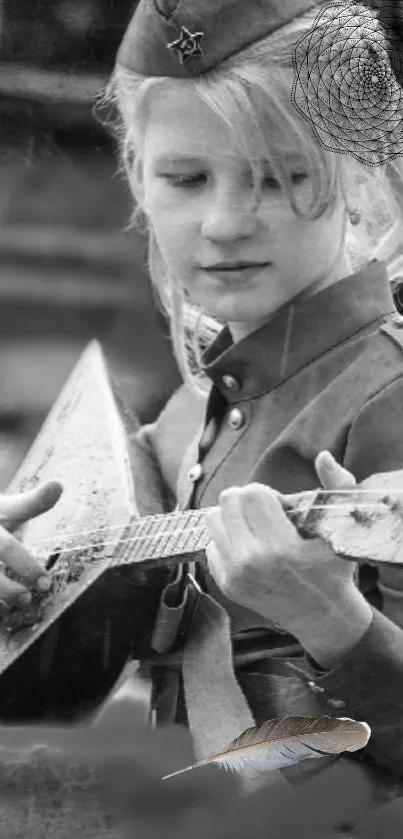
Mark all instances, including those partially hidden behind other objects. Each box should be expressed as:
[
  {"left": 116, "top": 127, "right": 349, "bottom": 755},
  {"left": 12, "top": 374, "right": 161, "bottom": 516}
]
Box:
[{"left": 2, "top": 1, "right": 403, "bottom": 837}]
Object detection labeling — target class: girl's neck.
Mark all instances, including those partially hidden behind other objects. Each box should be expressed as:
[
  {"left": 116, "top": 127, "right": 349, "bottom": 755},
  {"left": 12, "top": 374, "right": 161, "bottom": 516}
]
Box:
[{"left": 228, "top": 250, "right": 354, "bottom": 344}]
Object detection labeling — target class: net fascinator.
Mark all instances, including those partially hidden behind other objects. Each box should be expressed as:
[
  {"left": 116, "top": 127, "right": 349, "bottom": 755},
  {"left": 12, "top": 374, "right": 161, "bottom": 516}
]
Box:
[{"left": 291, "top": 0, "right": 403, "bottom": 166}]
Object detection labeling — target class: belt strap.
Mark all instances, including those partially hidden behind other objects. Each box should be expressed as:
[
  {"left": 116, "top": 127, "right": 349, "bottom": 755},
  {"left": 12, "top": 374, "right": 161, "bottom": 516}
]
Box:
[
  {"left": 180, "top": 578, "right": 291, "bottom": 792},
  {"left": 181, "top": 576, "right": 257, "bottom": 760},
  {"left": 145, "top": 578, "right": 309, "bottom": 730},
  {"left": 144, "top": 642, "right": 303, "bottom": 674}
]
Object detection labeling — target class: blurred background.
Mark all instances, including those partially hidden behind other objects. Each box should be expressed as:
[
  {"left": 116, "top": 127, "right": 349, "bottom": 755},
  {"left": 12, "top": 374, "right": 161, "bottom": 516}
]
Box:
[{"left": 0, "top": 0, "right": 182, "bottom": 490}]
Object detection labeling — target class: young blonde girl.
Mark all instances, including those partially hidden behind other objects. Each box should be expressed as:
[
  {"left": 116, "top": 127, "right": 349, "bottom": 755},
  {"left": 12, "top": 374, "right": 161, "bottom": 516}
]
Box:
[
  {"left": 102, "top": 0, "right": 403, "bottom": 794},
  {"left": 1, "top": 0, "right": 403, "bottom": 823},
  {"left": 107, "top": 3, "right": 403, "bottom": 394}
]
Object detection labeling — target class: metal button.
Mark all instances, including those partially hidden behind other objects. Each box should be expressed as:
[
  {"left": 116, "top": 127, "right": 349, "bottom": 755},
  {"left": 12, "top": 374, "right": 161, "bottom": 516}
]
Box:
[
  {"left": 228, "top": 408, "right": 245, "bottom": 430},
  {"left": 392, "top": 313, "right": 403, "bottom": 329},
  {"left": 187, "top": 463, "right": 203, "bottom": 482},
  {"left": 222, "top": 374, "right": 240, "bottom": 391},
  {"left": 327, "top": 697, "right": 346, "bottom": 709}
]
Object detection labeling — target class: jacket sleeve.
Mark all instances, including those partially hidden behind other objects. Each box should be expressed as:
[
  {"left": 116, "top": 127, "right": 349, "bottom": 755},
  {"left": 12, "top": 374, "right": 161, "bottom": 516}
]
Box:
[{"left": 304, "top": 374, "right": 403, "bottom": 777}]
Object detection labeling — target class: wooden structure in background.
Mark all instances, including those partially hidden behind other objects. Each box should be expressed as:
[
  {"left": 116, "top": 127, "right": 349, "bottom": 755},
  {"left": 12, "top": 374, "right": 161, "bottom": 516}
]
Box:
[{"left": 0, "top": 26, "right": 181, "bottom": 487}]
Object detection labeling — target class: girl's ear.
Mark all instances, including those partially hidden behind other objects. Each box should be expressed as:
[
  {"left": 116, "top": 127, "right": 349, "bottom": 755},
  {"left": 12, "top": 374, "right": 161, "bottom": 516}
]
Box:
[{"left": 340, "top": 165, "right": 363, "bottom": 215}]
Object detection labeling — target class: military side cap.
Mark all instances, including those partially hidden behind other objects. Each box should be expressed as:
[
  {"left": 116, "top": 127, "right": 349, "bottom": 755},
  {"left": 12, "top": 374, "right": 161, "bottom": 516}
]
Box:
[{"left": 116, "top": 0, "right": 329, "bottom": 78}]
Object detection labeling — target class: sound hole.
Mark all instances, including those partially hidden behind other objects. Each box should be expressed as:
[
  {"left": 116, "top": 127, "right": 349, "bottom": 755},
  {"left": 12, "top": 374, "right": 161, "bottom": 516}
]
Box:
[{"left": 46, "top": 550, "right": 61, "bottom": 571}]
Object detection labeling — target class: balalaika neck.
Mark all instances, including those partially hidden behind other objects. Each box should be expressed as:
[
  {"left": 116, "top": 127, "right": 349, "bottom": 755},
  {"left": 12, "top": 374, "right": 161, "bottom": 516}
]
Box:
[
  {"left": 55, "top": 480, "right": 403, "bottom": 573},
  {"left": 110, "top": 508, "right": 212, "bottom": 568}
]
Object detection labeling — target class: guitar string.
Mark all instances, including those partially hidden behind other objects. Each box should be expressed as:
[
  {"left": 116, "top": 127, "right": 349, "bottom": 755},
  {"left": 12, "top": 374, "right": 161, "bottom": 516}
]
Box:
[
  {"left": 19, "top": 498, "right": 398, "bottom": 556},
  {"left": 21, "top": 500, "right": 387, "bottom": 547},
  {"left": 5, "top": 485, "right": 402, "bottom": 550},
  {"left": 7, "top": 486, "right": 400, "bottom": 548}
]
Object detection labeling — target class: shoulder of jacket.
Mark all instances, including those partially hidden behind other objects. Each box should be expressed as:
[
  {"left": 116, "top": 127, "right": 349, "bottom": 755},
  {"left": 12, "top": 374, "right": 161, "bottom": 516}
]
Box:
[
  {"left": 379, "top": 312, "right": 403, "bottom": 353},
  {"left": 325, "top": 314, "right": 403, "bottom": 415},
  {"left": 149, "top": 380, "right": 208, "bottom": 449},
  {"left": 160, "top": 380, "right": 207, "bottom": 419},
  {"left": 344, "top": 313, "right": 403, "bottom": 414}
]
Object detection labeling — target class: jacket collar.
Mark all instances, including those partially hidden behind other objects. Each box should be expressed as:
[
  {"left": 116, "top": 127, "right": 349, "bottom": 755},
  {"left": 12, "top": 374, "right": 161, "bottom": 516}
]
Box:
[{"left": 201, "top": 261, "right": 396, "bottom": 400}]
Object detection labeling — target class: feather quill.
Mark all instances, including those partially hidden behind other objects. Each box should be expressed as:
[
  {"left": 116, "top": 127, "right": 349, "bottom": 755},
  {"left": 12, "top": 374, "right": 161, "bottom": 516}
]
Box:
[{"left": 161, "top": 715, "right": 371, "bottom": 780}]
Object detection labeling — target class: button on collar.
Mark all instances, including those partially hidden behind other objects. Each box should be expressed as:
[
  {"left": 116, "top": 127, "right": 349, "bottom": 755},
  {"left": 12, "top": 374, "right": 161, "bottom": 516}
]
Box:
[
  {"left": 391, "top": 313, "right": 403, "bottom": 329},
  {"left": 222, "top": 374, "right": 240, "bottom": 391},
  {"left": 202, "top": 262, "right": 391, "bottom": 400},
  {"left": 187, "top": 463, "right": 203, "bottom": 482},
  {"left": 228, "top": 408, "right": 245, "bottom": 430}
]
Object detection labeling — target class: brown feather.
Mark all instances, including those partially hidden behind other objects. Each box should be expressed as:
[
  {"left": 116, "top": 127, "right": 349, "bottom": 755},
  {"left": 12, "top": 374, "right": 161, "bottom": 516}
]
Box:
[{"left": 161, "top": 716, "right": 371, "bottom": 780}]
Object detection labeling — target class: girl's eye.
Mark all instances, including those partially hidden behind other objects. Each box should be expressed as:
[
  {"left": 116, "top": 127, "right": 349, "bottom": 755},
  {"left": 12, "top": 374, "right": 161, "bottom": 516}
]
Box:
[
  {"left": 290, "top": 173, "right": 308, "bottom": 185},
  {"left": 162, "top": 174, "right": 205, "bottom": 188},
  {"left": 162, "top": 172, "right": 308, "bottom": 189}
]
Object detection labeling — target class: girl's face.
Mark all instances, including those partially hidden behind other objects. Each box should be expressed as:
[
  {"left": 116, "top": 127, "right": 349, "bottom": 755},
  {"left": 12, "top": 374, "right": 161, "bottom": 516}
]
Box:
[{"left": 134, "top": 86, "right": 353, "bottom": 341}]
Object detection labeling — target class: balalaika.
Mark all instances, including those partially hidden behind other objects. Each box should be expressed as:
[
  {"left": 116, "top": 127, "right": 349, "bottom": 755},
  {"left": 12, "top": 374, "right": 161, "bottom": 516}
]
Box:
[{"left": 0, "top": 341, "right": 401, "bottom": 722}]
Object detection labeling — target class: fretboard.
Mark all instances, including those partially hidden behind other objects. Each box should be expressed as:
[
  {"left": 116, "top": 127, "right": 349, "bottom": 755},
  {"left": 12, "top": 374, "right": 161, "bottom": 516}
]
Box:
[{"left": 112, "top": 508, "right": 211, "bottom": 567}]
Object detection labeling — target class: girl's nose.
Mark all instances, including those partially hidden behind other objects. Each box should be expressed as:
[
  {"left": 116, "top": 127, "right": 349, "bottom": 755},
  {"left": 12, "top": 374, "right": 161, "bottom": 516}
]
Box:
[{"left": 201, "top": 189, "right": 260, "bottom": 242}]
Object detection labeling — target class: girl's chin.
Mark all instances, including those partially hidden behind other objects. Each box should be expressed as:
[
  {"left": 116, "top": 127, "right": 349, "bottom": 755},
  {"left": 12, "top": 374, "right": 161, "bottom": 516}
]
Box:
[{"left": 201, "top": 299, "right": 283, "bottom": 323}]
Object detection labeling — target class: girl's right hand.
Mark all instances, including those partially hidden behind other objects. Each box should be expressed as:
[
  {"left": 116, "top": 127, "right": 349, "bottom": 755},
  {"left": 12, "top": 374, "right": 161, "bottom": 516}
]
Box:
[{"left": 0, "top": 481, "right": 63, "bottom": 610}]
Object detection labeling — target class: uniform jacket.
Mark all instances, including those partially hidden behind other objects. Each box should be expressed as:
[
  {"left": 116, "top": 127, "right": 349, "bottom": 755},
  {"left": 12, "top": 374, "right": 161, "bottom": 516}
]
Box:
[{"left": 128, "top": 259, "right": 403, "bottom": 814}]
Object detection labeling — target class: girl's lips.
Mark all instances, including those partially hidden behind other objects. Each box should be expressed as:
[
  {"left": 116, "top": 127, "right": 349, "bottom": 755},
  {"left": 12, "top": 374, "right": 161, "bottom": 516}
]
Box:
[{"left": 203, "top": 263, "right": 271, "bottom": 281}]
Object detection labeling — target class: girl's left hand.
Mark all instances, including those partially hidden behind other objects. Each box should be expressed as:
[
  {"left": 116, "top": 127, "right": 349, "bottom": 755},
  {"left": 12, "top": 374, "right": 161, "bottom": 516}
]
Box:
[{"left": 205, "top": 451, "right": 359, "bottom": 635}]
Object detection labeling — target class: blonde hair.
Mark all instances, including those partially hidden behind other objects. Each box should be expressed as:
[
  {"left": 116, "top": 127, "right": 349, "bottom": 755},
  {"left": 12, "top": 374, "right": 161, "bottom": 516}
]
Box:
[{"left": 100, "top": 6, "right": 403, "bottom": 398}]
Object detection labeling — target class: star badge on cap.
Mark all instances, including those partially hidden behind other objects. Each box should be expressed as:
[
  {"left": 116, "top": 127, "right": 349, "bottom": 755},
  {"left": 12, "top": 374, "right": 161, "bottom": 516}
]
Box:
[{"left": 167, "top": 25, "right": 205, "bottom": 65}]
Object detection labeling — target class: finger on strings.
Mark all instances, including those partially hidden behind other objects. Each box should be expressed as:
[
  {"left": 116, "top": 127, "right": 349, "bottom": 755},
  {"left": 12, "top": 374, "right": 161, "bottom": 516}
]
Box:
[
  {"left": 237, "top": 483, "right": 286, "bottom": 538},
  {"left": 0, "top": 527, "right": 50, "bottom": 592},
  {"left": 205, "top": 539, "right": 227, "bottom": 588},
  {"left": 204, "top": 506, "right": 232, "bottom": 561},
  {"left": 315, "top": 450, "right": 356, "bottom": 491},
  {"left": 0, "top": 572, "right": 36, "bottom": 609},
  {"left": 204, "top": 508, "right": 231, "bottom": 587},
  {"left": 217, "top": 487, "right": 255, "bottom": 547}
]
